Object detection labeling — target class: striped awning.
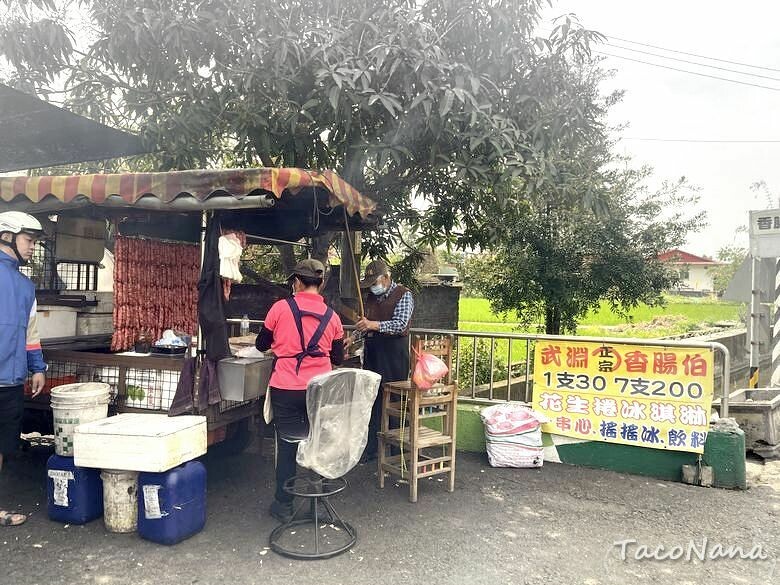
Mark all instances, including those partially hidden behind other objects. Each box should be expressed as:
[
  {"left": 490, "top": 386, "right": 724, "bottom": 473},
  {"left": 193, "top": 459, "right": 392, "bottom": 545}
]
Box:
[{"left": 0, "top": 167, "right": 375, "bottom": 217}]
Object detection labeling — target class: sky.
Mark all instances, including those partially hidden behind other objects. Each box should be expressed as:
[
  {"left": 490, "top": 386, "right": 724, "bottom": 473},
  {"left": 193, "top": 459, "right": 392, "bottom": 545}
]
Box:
[{"left": 542, "top": 1, "right": 780, "bottom": 258}]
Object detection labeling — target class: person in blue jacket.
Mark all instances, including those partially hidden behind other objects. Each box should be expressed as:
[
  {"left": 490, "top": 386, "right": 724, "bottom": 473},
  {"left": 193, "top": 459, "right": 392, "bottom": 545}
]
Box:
[{"left": 0, "top": 212, "right": 47, "bottom": 526}]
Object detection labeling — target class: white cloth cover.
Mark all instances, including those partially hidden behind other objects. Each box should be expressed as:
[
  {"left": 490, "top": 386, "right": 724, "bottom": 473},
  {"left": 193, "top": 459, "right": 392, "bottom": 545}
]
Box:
[
  {"left": 218, "top": 234, "right": 243, "bottom": 282},
  {"left": 296, "top": 368, "right": 381, "bottom": 479}
]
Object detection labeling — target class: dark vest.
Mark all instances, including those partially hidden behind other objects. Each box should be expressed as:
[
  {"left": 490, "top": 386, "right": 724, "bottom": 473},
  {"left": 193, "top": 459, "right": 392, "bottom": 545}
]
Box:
[{"left": 364, "top": 284, "right": 412, "bottom": 337}]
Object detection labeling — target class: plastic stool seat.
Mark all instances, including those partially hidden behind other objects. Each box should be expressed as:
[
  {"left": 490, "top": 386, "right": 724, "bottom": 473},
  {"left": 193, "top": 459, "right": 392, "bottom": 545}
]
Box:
[{"left": 277, "top": 420, "right": 309, "bottom": 443}]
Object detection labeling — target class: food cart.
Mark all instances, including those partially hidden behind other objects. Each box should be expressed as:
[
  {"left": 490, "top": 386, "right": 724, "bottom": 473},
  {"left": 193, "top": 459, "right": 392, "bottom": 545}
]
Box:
[{"left": 0, "top": 168, "right": 377, "bottom": 451}]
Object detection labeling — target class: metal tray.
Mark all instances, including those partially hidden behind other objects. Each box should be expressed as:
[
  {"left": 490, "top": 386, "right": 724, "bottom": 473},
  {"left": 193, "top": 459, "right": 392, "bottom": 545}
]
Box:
[{"left": 150, "top": 345, "right": 187, "bottom": 356}]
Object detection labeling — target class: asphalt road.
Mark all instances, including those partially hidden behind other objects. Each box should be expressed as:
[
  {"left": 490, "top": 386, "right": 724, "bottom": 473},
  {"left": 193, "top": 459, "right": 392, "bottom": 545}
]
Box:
[{"left": 1, "top": 436, "right": 778, "bottom": 585}]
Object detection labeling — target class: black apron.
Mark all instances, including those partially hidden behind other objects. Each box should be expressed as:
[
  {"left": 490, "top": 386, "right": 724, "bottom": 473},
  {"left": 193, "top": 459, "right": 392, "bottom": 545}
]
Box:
[
  {"left": 362, "top": 334, "right": 409, "bottom": 458},
  {"left": 363, "top": 335, "right": 409, "bottom": 383}
]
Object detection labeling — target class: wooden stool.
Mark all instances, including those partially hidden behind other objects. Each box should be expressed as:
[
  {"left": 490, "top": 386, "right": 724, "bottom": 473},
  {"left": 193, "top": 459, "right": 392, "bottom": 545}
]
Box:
[{"left": 378, "top": 336, "right": 457, "bottom": 502}]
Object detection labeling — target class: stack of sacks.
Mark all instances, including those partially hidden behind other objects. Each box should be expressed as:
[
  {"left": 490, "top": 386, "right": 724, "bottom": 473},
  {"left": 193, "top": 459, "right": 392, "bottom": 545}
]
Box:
[{"left": 480, "top": 404, "right": 548, "bottom": 468}]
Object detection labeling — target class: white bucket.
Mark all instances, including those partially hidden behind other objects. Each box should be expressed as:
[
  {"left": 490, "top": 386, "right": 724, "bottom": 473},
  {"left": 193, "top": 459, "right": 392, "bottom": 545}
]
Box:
[
  {"left": 101, "top": 469, "right": 138, "bottom": 533},
  {"left": 50, "top": 383, "right": 110, "bottom": 456}
]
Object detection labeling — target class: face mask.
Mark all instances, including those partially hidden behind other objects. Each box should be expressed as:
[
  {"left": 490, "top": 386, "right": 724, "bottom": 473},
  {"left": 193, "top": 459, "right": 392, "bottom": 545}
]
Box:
[{"left": 370, "top": 283, "right": 387, "bottom": 296}]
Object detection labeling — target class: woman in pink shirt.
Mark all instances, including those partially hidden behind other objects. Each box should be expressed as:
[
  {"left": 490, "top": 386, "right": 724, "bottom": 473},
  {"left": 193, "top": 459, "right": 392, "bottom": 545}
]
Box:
[{"left": 255, "top": 259, "right": 344, "bottom": 523}]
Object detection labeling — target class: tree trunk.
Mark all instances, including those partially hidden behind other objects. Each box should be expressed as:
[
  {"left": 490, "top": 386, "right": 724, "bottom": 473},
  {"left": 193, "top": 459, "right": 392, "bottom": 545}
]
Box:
[
  {"left": 277, "top": 235, "right": 331, "bottom": 274},
  {"left": 278, "top": 244, "right": 296, "bottom": 275},
  {"left": 310, "top": 233, "right": 332, "bottom": 264},
  {"left": 545, "top": 305, "right": 561, "bottom": 335}
]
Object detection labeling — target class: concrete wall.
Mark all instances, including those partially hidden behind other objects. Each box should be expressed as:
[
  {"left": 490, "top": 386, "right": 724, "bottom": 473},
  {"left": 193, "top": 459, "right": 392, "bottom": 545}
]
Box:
[
  {"left": 683, "top": 264, "right": 716, "bottom": 292},
  {"left": 410, "top": 284, "right": 461, "bottom": 330},
  {"left": 223, "top": 270, "right": 463, "bottom": 334},
  {"left": 452, "top": 401, "right": 746, "bottom": 489},
  {"left": 691, "top": 327, "right": 773, "bottom": 392}
]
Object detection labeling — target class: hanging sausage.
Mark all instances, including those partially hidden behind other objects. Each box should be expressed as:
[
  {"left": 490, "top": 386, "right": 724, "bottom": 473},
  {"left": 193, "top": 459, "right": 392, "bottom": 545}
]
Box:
[{"left": 111, "top": 236, "right": 200, "bottom": 352}]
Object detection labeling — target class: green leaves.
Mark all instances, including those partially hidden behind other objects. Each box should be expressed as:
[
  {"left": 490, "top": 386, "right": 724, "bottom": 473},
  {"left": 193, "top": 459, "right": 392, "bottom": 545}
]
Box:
[
  {"left": 328, "top": 85, "right": 340, "bottom": 111},
  {"left": 438, "top": 88, "right": 454, "bottom": 117},
  {"left": 2, "top": 0, "right": 619, "bottom": 263}
]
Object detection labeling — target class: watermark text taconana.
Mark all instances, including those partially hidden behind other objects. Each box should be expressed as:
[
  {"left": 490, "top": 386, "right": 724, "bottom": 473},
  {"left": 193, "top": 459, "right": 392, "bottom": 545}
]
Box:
[{"left": 613, "top": 537, "right": 770, "bottom": 563}]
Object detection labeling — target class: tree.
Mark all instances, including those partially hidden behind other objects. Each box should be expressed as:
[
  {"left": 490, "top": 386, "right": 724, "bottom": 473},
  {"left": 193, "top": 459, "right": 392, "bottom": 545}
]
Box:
[
  {"left": 463, "top": 59, "right": 705, "bottom": 335},
  {"left": 750, "top": 180, "right": 780, "bottom": 208},
  {"left": 711, "top": 246, "right": 747, "bottom": 296},
  {"left": 471, "top": 170, "right": 703, "bottom": 334},
  {"left": 0, "top": 0, "right": 604, "bottom": 263}
]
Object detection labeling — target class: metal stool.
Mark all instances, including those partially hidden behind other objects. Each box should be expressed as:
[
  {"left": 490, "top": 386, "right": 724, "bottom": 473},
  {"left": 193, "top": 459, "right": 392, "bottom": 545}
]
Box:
[
  {"left": 268, "top": 369, "right": 380, "bottom": 560},
  {"left": 268, "top": 474, "right": 356, "bottom": 559}
]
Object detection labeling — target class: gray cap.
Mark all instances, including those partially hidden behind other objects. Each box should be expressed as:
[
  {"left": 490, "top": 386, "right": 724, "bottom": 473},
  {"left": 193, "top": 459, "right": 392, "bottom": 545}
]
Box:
[
  {"left": 359, "top": 259, "right": 389, "bottom": 288},
  {"left": 288, "top": 258, "right": 326, "bottom": 280}
]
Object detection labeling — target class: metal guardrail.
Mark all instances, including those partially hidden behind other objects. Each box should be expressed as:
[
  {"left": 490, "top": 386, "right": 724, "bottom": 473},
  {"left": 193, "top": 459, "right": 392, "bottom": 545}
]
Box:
[
  {"left": 408, "top": 329, "right": 731, "bottom": 418},
  {"left": 226, "top": 319, "right": 731, "bottom": 417}
]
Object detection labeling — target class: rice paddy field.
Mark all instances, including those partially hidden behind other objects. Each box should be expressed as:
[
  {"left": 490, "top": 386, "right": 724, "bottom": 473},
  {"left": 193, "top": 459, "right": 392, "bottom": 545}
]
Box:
[
  {"left": 451, "top": 296, "right": 745, "bottom": 384},
  {"left": 458, "top": 295, "right": 744, "bottom": 338}
]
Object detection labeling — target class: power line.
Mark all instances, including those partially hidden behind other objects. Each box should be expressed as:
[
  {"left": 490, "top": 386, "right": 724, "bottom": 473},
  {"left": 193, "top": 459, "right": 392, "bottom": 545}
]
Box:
[
  {"left": 620, "top": 137, "right": 780, "bottom": 144},
  {"left": 603, "top": 33, "right": 780, "bottom": 73},
  {"left": 595, "top": 51, "right": 780, "bottom": 91},
  {"left": 604, "top": 42, "right": 780, "bottom": 83}
]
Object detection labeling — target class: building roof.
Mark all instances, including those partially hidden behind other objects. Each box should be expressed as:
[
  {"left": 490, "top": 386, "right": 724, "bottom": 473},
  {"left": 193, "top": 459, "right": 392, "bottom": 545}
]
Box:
[{"left": 657, "top": 249, "right": 720, "bottom": 265}]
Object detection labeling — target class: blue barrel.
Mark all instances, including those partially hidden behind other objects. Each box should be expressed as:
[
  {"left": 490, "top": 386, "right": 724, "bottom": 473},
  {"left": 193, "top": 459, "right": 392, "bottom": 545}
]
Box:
[
  {"left": 137, "top": 461, "right": 206, "bottom": 545},
  {"left": 46, "top": 454, "right": 103, "bottom": 524}
]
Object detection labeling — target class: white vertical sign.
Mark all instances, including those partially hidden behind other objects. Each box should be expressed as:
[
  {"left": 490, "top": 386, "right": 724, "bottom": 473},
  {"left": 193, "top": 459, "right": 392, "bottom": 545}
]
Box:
[{"left": 749, "top": 209, "right": 780, "bottom": 258}]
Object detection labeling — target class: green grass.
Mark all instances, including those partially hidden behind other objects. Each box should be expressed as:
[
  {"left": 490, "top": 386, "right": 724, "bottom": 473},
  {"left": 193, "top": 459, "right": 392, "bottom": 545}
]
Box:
[
  {"left": 457, "top": 322, "right": 529, "bottom": 363},
  {"left": 458, "top": 295, "right": 745, "bottom": 338},
  {"left": 452, "top": 295, "right": 745, "bottom": 392}
]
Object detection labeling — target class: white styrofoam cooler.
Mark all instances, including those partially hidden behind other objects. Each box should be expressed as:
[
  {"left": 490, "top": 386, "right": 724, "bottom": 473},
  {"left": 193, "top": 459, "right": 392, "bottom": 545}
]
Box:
[
  {"left": 37, "top": 305, "right": 78, "bottom": 339},
  {"left": 73, "top": 413, "right": 207, "bottom": 472},
  {"left": 76, "top": 313, "right": 113, "bottom": 336}
]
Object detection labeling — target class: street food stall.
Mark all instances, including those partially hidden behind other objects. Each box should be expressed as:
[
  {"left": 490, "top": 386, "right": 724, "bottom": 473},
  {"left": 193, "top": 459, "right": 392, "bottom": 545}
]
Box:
[{"left": 0, "top": 167, "right": 377, "bottom": 451}]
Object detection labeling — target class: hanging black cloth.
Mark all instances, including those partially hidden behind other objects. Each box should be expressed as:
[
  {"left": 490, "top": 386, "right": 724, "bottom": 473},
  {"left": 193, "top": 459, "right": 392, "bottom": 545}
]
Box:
[
  {"left": 197, "top": 213, "right": 231, "bottom": 361},
  {"left": 168, "top": 354, "right": 196, "bottom": 416}
]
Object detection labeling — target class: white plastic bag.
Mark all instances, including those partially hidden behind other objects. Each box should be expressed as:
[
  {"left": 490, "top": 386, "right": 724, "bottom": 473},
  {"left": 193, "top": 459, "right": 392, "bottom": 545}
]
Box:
[
  {"left": 236, "top": 346, "right": 265, "bottom": 359},
  {"left": 480, "top": 403, "right": 548, "bottom": 468},
  {"left": 296, "top": 368, "right": 381, "bottom": 479},
  {"left": 218, "top": 234, "right": 243, "bottom": 282}
]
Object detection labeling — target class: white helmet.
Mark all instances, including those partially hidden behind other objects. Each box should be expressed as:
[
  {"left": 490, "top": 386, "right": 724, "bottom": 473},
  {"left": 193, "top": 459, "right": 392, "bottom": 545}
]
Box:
[
  {"left": 0, "top": 211, "right": 43, "bottom": 237},
  {"left": 0, "top": 211, "right": 43, "bottom": 265}
]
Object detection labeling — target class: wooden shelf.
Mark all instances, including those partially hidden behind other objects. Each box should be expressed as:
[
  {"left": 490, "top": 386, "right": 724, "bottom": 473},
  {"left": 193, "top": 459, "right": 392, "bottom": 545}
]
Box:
[
  {"left": 378, "top": 335, "right": 458, "bottom": 502},
  {"left": 384, "top": 406, "right": 448, "bottom": 420},
  {"left": 380, "top": 453, "right": 453, "bottom": 479},
  {"left": 379, "top": 426, "right": 453, "bottom": 448}
]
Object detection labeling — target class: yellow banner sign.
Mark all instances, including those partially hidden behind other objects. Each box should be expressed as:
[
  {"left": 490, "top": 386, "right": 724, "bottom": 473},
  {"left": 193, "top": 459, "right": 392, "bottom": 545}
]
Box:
[{"left": 532, "top": 340, "right": 714, "bottom": 453}]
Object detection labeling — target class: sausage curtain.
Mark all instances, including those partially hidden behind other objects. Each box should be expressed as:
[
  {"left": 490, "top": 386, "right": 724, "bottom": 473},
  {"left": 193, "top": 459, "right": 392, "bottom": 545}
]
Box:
[{"left": 112, "top": 236, "right": 199, "bottom": 351}]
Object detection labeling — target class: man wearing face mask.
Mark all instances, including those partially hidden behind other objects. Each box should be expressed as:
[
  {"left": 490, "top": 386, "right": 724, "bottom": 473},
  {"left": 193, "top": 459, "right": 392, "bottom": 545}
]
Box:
[
  {"left": 0, "top": 212, "right": 47, "bottom": 527},
  {"left": 354, "top": 260, "right": 414, "bottom": 462}
]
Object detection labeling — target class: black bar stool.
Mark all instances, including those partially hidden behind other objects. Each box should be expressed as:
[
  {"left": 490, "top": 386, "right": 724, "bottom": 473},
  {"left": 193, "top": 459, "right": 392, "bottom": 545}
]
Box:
[{"left": 268, "top": 368, "right": 381, "bottom": 560}]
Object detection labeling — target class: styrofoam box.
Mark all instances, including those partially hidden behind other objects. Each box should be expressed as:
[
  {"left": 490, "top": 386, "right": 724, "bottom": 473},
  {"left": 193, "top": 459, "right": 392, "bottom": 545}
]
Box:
[
  {"left": 76, "top": 313, "right": 113, "bottom": 336},
  {"left": 38, "top": 305, "right": 78, "bottom": 339},
  {"left": 73, "top": 413, "right": 207, "bottom": 472}
]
